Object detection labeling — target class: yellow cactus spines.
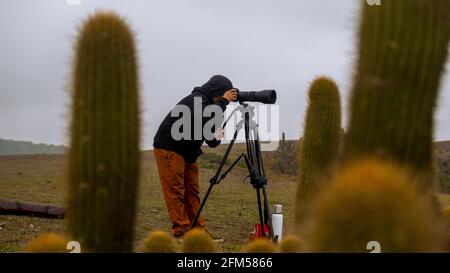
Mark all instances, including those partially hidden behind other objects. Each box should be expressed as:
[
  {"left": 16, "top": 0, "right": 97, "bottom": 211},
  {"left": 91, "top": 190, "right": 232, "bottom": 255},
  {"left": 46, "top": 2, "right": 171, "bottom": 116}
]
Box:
[
  {"left": 295, "top": 76, "right": 341, "bottom": 229},
  {"left": 181, "top": 229, "right": 217, "bottom": 253},
  {"left": 344, "top": 0, "right": 450, "bottom": 192},
  {"left": 243, "top": 238, "right": 276, "bottom": 253},
  {"left": 443, "top": 206, "right": 450, "bottom": 219},
  {"left": 67, "top": 11, "right": 141, "bottom": 253},
  {"left": 308, "top": 159, "right": 446, "bottom": 253},
  {"left": 279, "top": 235, "right": 305, "bottom": 253},
  {"left": 25, "top": 233, "right": 69, "bottom": 253},
  {"left": 141, "top": 230, "right": 178, "bottom": 253}
]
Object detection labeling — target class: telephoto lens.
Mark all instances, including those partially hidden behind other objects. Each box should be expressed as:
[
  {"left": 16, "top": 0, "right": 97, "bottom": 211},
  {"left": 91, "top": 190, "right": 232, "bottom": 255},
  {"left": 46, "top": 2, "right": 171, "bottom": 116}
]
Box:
[{"left": 237, "top": 90, "right": 277, "bottom": 104}]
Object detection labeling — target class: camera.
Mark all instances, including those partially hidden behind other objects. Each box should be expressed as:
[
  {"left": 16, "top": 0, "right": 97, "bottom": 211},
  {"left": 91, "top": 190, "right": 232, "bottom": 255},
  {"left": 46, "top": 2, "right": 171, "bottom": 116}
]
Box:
[{"left": 235, "top": 89, "right": 277, "bottom": 104}]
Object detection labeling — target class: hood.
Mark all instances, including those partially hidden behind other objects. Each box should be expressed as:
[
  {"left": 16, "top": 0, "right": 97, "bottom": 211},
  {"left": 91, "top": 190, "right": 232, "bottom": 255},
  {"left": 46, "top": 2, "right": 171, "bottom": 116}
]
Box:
[{"left": 192, "top": 75, "right": 233, "bottom": 100}]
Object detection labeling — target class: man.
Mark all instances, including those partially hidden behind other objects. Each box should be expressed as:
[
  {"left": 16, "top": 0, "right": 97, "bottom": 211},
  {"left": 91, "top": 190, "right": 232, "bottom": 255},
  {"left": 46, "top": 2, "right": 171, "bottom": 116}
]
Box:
[{"left": 153, "top": 75, "right": 237, "bottom": 240}]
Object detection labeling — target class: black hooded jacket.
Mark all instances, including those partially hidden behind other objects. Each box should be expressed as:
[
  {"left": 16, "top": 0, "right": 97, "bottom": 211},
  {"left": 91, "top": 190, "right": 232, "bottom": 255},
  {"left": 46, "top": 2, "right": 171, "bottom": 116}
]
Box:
[{"left": 153, "top": 75, "right": 233, "bottom": 163}]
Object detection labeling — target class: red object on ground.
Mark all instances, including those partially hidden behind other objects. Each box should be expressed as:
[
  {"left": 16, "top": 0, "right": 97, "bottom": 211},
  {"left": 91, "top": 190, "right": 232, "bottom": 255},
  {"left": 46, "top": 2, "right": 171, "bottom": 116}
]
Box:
[
  {"left": 249, "top": 223, "right": 270, "bottom": 240},
  {"left": 0, "top": 198, "right": 64, "bottom": 219}
]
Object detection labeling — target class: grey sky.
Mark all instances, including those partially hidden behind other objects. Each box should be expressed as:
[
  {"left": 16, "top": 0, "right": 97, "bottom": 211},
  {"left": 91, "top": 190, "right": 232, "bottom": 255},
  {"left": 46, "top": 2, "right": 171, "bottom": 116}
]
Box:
[{"left": 0, "top": 0, "right": 449, "bottom": 149}]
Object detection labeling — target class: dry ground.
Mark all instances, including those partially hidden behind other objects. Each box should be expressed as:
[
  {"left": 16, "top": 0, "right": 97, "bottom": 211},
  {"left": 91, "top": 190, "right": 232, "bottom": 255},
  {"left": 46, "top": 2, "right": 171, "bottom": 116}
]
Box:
[
  {"left": 0, "top": 146, "right": 297, "bottom": 252},
  {"left": 1, "top": 145, "right": 449, "bottom": 253}
]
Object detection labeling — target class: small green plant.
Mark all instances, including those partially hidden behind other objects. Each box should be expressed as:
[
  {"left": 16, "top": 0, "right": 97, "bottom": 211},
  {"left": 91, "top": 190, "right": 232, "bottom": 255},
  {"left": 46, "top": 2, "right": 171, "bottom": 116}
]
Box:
[
  {"left": 279, "top": 235, "right": 305, "bottom": 253},
  {"left": 67, "top": 11, "right": 141, "bottom": 253},
  {"left": 344, "top": 0, "right": 450, "bottom": 192},
  {"left": 243, "top": 238, "right": 276, "bottom": 253},
  {"left": 25, "top": 233, "right": 69, "bottom": 253},
  {"left": 308, "top": 159, "right": 446, "bottom": 253},
  {"left": 141, "top": 230, "right": 178, "bottom": 253},
  {"left": 295, "top": 76, "right": 341, "bottom": 230},
  {"left": 182, "top": 229, "right": 217, "bottom": 253}
]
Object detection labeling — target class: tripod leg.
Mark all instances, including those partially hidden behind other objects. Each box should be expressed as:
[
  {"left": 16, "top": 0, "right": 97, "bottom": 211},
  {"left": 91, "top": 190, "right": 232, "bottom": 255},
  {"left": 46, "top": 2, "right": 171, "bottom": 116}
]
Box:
[
  {"left": 218, "top": 153, "right": 244, "bottom": 183},
  {"left": 248, "top": 118, "right": 274, "bottom": 240},
  {"left": 256, "top": 188, "right": 266, "bottom": 238},
  {"left": 214, "top": 120, "right": 243, "bottom": 179},
  {"left": 190, "top": 153, "right": 246, "bottom": 229},
  {"left": 190, "top": 120, "right": 244, "bottom": 230},
  {"left": 262, "top": 185, "right": 274, "bottom": 240},
  {"left": 190, "top": 182, "right": 214, "bottom": 229}
]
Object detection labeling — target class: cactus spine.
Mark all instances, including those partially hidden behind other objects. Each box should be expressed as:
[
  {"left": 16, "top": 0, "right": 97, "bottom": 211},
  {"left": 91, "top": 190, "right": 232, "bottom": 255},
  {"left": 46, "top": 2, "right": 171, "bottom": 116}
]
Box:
[
  {"left": 344, "top": 0, "right": 450, "bottom": 192},
  {"left": 294, "top": 77, "right": 341, "bottom": 230},
  {"left": 67, "top": 12, "right": 140, "bottom": 252}
]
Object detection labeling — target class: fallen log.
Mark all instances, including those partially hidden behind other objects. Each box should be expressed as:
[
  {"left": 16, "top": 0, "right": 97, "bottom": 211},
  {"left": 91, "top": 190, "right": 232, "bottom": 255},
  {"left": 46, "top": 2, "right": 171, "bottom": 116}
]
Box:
[{"left": 0, "top": 198, "right": 64, "bottom": 219}]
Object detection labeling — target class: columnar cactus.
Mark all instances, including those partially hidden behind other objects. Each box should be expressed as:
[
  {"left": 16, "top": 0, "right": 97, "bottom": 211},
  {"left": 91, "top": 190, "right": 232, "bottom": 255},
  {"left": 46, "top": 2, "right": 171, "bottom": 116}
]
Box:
[
  {"left": 344, "top": 0, "right": 450, "bottom": 192},
  {"left": 308, "top": 159, "right": 446, "bottom": 253},
  {"left": 294, "top": 77, "right": 341, "bottom": 229},
  {"left": 67, "top": 12, "right": 140, "bottom": 252}
]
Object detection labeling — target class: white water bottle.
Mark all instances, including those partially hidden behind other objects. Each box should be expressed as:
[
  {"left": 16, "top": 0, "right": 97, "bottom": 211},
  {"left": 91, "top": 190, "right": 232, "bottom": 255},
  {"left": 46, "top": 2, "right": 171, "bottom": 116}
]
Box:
[{"left": 272, "top": 204, "right": 283, "bottom": 243}]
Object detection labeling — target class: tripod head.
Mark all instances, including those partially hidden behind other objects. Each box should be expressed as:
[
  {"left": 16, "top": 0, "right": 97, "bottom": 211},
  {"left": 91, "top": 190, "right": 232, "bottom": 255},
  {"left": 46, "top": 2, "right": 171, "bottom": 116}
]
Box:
[{"left": 221, "top": 102, "right": 256, "bottom": 132}]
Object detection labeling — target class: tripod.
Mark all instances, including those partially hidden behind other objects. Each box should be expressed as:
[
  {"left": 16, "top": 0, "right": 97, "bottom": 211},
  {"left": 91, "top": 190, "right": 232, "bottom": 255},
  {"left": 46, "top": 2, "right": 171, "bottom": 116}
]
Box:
[{"left": 190, "top": 103, "right": 274, "bottom": 241}]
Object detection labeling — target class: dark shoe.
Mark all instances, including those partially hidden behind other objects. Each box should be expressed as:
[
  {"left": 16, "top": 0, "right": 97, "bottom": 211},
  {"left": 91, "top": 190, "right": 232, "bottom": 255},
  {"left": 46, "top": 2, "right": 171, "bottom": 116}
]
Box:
[
  {"left": 175, "top": 235, "right": 184, "bottom": 243},
  {"left": 174, "top": 229, "right": 188, "bottom": 242}
]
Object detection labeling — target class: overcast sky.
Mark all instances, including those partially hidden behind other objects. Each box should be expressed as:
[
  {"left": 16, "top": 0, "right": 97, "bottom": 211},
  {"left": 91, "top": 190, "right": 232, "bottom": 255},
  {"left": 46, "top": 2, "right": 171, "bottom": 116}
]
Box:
[{"left": 0, "top": 0, "right": 449, "bottom": 149}]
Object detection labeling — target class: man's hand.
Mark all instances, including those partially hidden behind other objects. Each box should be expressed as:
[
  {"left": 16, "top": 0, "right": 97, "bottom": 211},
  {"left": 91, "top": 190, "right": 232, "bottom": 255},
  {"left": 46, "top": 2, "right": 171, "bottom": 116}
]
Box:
[
  {"left": 223, "top": 89, "right": 238, "bottom": 102},
  {"left": 214, "top": 128, "right": 224, "bottom": 141}
]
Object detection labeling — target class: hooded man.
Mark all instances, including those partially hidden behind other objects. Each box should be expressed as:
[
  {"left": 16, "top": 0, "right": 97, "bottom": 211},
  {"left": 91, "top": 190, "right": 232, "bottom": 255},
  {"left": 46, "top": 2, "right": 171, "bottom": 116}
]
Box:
[{"left": 153, "top": 75, "right": 237, "bottom": 240}]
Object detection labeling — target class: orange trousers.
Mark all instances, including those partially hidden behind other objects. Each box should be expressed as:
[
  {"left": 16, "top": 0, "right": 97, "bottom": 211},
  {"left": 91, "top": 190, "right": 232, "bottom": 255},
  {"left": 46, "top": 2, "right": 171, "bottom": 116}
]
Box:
[{"left": 153, "top": 148, "right": 206, "bottom": 236}]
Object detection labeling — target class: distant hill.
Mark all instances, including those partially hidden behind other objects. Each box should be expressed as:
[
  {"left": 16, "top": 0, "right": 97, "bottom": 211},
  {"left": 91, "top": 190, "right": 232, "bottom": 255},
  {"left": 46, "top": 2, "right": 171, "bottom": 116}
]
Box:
[{"left": 0, "top": 139, "right": 67, "bottom": 156}]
